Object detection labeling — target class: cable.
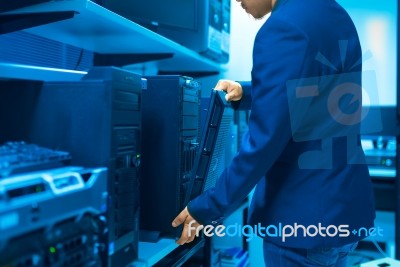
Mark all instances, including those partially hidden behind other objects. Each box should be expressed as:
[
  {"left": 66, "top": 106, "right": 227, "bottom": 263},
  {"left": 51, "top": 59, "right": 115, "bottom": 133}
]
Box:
[{"left": 371, "top": 238, "right": 389, "bottom": 259}]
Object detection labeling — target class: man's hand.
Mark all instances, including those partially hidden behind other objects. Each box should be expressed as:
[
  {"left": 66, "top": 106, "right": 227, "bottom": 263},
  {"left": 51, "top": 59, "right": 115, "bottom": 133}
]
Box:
[
  {"left": 172, "top": 207, "right": 203, "bottom": 245},
  {"left": 215, "top": 79, "right": 243, "bottom": 102}
]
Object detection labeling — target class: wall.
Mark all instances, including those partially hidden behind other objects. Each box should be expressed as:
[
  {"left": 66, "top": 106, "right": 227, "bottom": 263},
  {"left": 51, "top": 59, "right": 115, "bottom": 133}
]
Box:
[
  {"left": 337, "top": 0, "right": 397, "bottom": 106},
  {"left": 197, "top": 0, "right": 268, "bottom": 92}
]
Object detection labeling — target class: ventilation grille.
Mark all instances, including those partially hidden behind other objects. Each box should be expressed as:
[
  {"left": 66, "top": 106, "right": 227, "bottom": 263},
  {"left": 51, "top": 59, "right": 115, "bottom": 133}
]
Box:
[{"left": 0, "top": 31, "right": 93, "bottom": 71}]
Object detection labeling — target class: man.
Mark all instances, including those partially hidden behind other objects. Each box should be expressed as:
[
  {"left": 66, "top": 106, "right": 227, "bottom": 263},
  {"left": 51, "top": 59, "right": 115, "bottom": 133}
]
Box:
[{"left": 172, "top": 0, "right": 376, "bottom": 266}]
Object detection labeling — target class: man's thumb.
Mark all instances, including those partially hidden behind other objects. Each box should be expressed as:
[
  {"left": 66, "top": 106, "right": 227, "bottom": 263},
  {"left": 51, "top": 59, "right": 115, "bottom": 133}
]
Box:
[{"left": 172, "top": 210, "right": 187, "bottom": 227}]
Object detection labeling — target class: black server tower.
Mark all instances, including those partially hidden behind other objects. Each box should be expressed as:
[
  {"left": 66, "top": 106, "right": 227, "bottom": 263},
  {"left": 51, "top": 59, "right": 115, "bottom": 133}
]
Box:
[
  {"left": 0, "top": 67, "right": 143, "bottom": 267},
  {"left": 140, "top": 75, "right": 201, "bottom": 239}
]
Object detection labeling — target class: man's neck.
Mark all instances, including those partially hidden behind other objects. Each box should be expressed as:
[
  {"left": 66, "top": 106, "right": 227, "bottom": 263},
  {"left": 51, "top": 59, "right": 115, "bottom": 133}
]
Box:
[{"left": 272, "top": 0, "right": 278, "bottom": 9}]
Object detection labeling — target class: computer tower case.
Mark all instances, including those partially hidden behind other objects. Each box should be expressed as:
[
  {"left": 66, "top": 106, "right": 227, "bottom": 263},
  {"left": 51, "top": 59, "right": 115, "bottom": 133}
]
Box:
[
  {"left": 140, "top": 75, "right": 201, "bottom": 239},
  {"left": 0, "top": 67, "right": 144, "bottom": 267}
]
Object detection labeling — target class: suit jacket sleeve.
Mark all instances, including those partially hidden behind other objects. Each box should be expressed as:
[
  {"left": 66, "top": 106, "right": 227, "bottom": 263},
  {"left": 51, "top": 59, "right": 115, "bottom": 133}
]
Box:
[{"left": 188, "top": 17, "right": 311, "bottom": 225}]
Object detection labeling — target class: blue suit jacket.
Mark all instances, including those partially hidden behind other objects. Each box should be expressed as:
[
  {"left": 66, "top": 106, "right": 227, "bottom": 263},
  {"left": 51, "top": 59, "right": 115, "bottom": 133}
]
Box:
[{"left": 188, "top": 0, "right": 375, "bottom": 248}]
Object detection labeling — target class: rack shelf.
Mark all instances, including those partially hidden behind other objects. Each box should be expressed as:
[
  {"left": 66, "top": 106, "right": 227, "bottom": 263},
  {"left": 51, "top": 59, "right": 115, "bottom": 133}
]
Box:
[
  {"left": 3, "top": 0, "right": 224, "bottom": 73},
  {"left": 0, "top": 63, "right": 87, "bottom": 81}
]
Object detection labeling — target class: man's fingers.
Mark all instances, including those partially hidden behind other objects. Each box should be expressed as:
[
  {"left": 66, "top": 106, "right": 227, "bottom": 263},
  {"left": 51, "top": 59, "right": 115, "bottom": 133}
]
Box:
[
  {"left": 215, "top": 80, "right": 243, "bottom": 102},
  {"left": 185, "top": 222, "right": 202, "bottom": 244},
  {"left": 172, "top": 208, "right": 188, "bottom": 227},
  {"left": 185, "top": 232, "right": 196, "bottom": 244},
  {"left": 176, "top": 221, "right": 200, "bottom": 245},
  {"left": 226, "top": 90, "right": 242, "bottom": 102},
  {"left": 215, "top": 80, "right": 230, "bottom": 92},
  {"left": 173, "top": 207, "right": 202, "bottom": 245},
  {"left": 226, "top": 91, "right": 236, "bottom": 101},
  {"left": 176, "top": 222, "right": 189, "bottom": 245}
]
